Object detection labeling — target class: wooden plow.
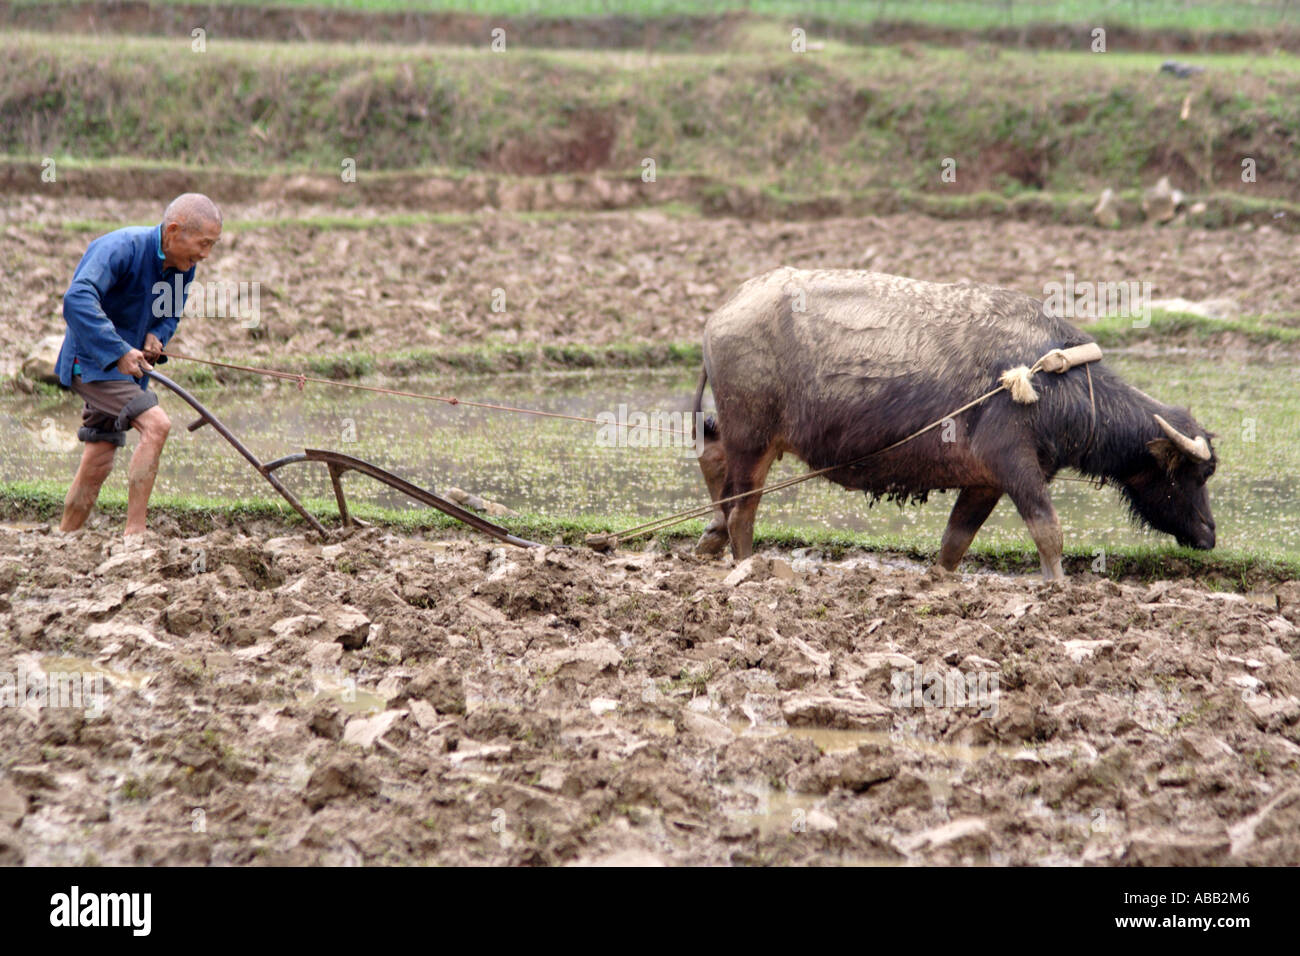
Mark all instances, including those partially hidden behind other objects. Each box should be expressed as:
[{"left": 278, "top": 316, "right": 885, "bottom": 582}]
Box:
[{"left": 148, "top": 370, "right": 545, "bottom": 549}]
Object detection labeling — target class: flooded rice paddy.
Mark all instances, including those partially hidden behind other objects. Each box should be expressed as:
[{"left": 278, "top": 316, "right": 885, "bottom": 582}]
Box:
[{"left": 5, "top": 351, "right": 1297, "bottom": 557}]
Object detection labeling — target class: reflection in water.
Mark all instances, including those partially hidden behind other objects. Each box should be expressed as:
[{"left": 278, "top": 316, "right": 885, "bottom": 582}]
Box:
[{"left": 300, "top": 674, "right": 387, "bottom": 716}]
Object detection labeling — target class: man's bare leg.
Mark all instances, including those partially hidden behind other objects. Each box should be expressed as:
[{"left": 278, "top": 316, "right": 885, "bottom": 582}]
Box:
[
  {"left": 124, "top": 405, "right": 171, "bottom": 537},
  {"left": 61, "top": 441, "right": 118, "bottom": 531}
]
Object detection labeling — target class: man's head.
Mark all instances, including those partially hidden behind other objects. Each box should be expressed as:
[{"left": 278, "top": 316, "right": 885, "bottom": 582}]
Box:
[{"left": 161, "top": 193, "right": 222, "bottom": 272}]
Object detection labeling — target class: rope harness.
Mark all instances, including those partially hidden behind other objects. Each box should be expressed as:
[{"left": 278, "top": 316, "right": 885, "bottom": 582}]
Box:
[{"left": 157, "top": 343, "right": 1104, "bottom": 551}]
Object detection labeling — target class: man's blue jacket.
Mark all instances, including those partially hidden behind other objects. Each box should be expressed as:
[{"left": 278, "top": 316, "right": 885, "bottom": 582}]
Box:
[{"left": 56, "top": 223, "right": 194, "bottom": 390}]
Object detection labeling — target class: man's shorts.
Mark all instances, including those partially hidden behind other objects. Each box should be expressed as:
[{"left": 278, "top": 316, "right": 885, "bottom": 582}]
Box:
[{"left": 68, "top": 375, "right": 160, "bottom": 447}]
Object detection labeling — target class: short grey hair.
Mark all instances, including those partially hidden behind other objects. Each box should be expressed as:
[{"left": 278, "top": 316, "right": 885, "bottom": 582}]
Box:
[{"left": 163, "top": 193, "right": 222, "bottom": 233}]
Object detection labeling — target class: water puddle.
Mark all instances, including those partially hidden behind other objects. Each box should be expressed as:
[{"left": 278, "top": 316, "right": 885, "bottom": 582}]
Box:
[
  {"left": 641, "top": 717, "right": 676, "bottom": 737},
  {"left": 715, "top": 725, "right": 1013, "bottom": 845},
  {"left": 777, "top": 726, "right": 1013, "bottom": 762},
  {"left": 642, "top": 715, "right": 1025, "bottom": 843},
  {"left": 298, "top": 675, "right": 388, "bottom": 715},
  {"left": 727, "top": 780, "right": 826, "bottom": 839},
  {"left": 642, "top": 717, "right": 1013, "bottom": 764},
  {"left": 642, "top": 717, "right": 1015, "bottom": 763},
  {"left": 39, "top": 655, "right": 155, "bottom": 690}
]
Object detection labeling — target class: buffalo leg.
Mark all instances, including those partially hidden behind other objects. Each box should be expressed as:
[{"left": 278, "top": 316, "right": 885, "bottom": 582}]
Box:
[
  {"left": 936, "top": 486, "right": 1002, "bottom": 572},
  {"left": 722, "top": 445, "right": 780, "bottom": 561},
  {"left": 694, "top": 428, "right": 730, "bottom": 556},
  {"left": 1005, "top": 486, "right": 1065, "bottom": 581}
]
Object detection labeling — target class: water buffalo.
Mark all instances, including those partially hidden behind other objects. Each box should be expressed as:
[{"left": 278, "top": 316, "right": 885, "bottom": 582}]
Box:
[{"left": 692, "top": 269, "right": 1217, "bottom": 580}]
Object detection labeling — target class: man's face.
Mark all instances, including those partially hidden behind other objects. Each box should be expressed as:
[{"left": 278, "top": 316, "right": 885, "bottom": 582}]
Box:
[{"left": 164, "top": 220, "right": 221, "bottom": 271}]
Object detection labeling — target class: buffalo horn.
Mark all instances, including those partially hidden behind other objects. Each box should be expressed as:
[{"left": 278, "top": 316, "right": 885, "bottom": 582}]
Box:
[{"left": 1153, "top": 414, "right": 1211, "bottom": 461}]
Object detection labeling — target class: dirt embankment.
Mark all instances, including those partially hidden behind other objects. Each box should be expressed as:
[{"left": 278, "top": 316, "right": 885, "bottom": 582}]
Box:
[
  {"left": 3, "top": 2, "right": 1298, "bottom": 54},
  {"left": 0, "top": 163, "right": 707, "bottom": 211},
  {"left": 5, "top": 37, "right": 1296, "bottom": 204},
  {"left": 4, "top": 163, "right": 1298, "bottom": 235},
  {"left": 1, "top": 519, "right": 1297, "bottom": 866},
  {"left": 3, "top": 198, "right": 1295, "bottom": 377}
]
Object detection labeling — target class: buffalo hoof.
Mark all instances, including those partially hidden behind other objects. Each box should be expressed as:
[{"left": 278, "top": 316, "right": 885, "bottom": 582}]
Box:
[{"left": 695, "top": 528, "right": 729, "bottom": 556}]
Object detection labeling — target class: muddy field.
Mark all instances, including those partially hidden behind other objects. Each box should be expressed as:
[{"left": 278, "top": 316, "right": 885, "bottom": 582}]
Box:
[
  {"left": 1, "top": 518, "right": 1298, "bottom": 866},
  {"left": 3, "top": 196, "right": 1297, "bottom": 376}
]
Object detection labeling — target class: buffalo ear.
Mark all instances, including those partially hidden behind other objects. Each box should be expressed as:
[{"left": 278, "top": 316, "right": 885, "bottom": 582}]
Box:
[{"left": 1146, "top": 437, "right": 1182, "bottom": 475}]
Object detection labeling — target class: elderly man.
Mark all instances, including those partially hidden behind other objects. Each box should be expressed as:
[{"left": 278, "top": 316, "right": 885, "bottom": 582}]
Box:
[{"left": 56, "top": 193, "right": 222, "bottom": 538}]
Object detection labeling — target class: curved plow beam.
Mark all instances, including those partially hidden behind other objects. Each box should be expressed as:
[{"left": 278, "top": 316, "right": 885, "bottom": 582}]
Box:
[
  {"left": 148, "top": 371, "right": 542, "bottom": 548},
  {"left": 286, "top": 449, "right": 545, "bottom": 549},
  {"left": 149, "top": 370, "right": 327, "bottom": 536}
]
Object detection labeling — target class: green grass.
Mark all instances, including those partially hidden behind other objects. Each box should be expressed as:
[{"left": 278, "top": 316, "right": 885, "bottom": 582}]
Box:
[
  {"left": 3, "top": 479, "right": 1294, "bottom": 587},
  {"left": 4, "top": 33, "right": 1299, "bottom": 200},
  {"left": 48, "top": 204, "right": 675, "bottom": 235},
  {"left": 13, "top": 167, "right": 1297, "bottom": 234},
  {"left": 12, "top": 0, "right": 1300, "bottom": 32},
  {"left": 0, "top": 339, "right": 701, "bottom": 387},
  {"left": 1088, "top": 309, "right": 1300, "bottom": 347},
  {"left": 128, "top": 311, "right": 1299, "bottom": 390},
  {"left": 717, "top": 183, "right": 1300, "bottom": 229},
  {"left": 128, "top": 339, "right": 704, "bottom": 384}
]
